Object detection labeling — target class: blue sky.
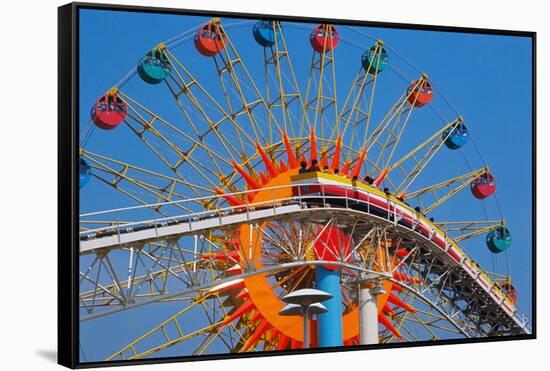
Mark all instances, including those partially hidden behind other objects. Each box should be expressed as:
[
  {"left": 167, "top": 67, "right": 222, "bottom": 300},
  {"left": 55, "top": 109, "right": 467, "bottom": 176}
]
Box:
[{"left": 79, "top": 8, "right": 533, "bottom": 362}]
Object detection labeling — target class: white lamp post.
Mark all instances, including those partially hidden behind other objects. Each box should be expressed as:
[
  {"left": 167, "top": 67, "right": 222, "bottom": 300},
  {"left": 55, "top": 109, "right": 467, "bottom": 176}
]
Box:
[{"left": 279, "top": 288, "right": 333, "bottom": 348}]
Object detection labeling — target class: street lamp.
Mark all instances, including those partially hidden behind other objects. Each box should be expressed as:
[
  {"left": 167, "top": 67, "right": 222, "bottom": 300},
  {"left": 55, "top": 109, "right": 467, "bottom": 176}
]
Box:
[{"left": 279, "top": 288, "right": 333, "bottom": 348}]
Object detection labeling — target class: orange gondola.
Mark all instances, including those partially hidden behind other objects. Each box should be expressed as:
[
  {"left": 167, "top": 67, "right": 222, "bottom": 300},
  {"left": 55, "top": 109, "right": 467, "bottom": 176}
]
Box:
[{"left": 194, "top": 19, "right": 227, "bottom": 56}]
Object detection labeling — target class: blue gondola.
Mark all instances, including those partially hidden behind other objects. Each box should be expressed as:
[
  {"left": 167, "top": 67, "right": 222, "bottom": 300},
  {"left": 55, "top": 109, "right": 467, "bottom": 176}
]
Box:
[
  {"left": 361, "top": 45, "right": 389, "bottom": 74},
  {"left": 80, "top": 158, "right": 91, "bottom": 189},
  {"left": 443, "top": 122, "right": 469, "bottom": 149},
  {"left": 486, "top": 227, "right": 512, "bottom": 254},
  {"left": 137, "top": 49, "right": 171, "bottom": 84},
  {"left": 253, "top": 20, "right": 276, "bottom": 47}
]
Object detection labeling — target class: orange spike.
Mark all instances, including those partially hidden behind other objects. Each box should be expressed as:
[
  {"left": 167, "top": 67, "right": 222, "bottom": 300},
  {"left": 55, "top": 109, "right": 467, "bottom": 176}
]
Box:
[
  {"left": 259, "top": 171, "right": 270, "bottom": 185},
  {"left": 233, "top": 161, "right": 260, "bottom": 190},
  {"left": 378, "top": 313, "right": 403, "bottom": 339},
  {"left": 351, "top": 148, "right": 367, "bottom": 179},
  {"left": 242, "top": 319, "right": 271, "bottom": 352},
  {"left": 341, "top": 161, "right": 350, "bottom": 176},
  {"left": 300, "top": 154, "right": 308, "bottom": 166},
  {"left": 213, "top": 187, "right": 244, "bottom": 207},
  {"left": 282, "top": 131, "right": 298, "bottom": 169},
  {"left": 391, "top": 284, "right": 403, "bottom": 293},
  {"left": 279, "top": 159, "right": 288, "bottom": 173},
  {"left": 331, "top": 134, "right": 343, "bottom": 171},
  {"left": 373, "top": 168, "right": 389, "bottom": 188},
  {"left": 309, "top": 130, "right": 318, "bottom": 162},
  {"left": 219, "top": 300, "right": 255, "bottom": 328},
  {"left": 383, "top": 303, "right": 394, "bottom": 315},
  {"left": 275, "top": 334, "right": 290, "bottom": 350},
  {"left": 225, "top": 237, "right": 240, "bottom": 249},
  {"left": 393, "top": 271, "right": 421, "bottom": 284},
  {"left": 395, "top": 248, "right": 410, "bottom": 258},
  {"left": 388, "top": 293, "right": 416, "bottom": 313},
  {"left": 256, "top": 142, "right": 279, "bottom": 178}
]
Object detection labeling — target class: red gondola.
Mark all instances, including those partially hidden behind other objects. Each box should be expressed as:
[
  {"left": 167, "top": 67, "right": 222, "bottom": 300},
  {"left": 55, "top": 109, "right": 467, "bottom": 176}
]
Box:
[
  {"left": 310, "top": 24, "right": 340, "bottom": 53},
  {"left": 90, "top": 92, "right": 127, "bottom": 130},
  {"left": 194, "top": 19, "right": 227, "bottom": 56},
  {"left": 470, "top": 172, "right": 496, "bottom": 199},
  {"left": 406, "top": 79, "right": 434, "bottom": 107}
]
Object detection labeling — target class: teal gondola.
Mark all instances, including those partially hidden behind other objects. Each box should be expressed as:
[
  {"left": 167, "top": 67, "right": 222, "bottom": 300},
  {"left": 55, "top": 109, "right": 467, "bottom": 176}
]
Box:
[
  {"left": 137, "top": 49, "right": 171, "bottom": 84},
  {"left": 486, "top": 227, "right": 512, "bottom": 254},
  {"left": 361, "top": 44, "right": 389, "bottom": 74}
]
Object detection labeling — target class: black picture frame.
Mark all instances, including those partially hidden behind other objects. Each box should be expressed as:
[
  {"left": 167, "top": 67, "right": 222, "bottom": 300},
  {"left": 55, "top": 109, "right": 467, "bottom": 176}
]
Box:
[{"left": 58, "top": 2, "right": 537, "bottom": 368}]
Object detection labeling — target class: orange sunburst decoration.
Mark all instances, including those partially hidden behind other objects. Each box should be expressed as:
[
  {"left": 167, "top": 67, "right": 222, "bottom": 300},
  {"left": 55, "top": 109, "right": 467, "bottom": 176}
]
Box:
[{"left": 207, "top": 131, "right": 418, "bottom": 350}]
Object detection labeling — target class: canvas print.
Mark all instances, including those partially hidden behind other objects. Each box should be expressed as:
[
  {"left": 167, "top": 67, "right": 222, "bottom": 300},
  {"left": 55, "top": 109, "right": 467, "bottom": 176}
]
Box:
[{"left": 76, "top": 6, "right": 533, "bottom": 364}]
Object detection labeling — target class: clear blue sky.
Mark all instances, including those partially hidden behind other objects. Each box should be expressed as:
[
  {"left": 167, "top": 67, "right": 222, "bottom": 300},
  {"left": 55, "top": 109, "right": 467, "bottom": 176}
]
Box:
[{"left": 79, "top": 8, "right": 533, "bottom": 362}]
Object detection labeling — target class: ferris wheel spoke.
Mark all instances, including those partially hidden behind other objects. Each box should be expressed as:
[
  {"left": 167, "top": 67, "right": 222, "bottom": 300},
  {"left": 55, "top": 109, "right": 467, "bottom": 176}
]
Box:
[
  {"left": 270, "top": 266, "right": 308, "bottom": 291},
  {"left": 302, "top": 25, "right": 339, "bottom": 142},
  {"left": 80, "top": 150, "right": 209, "bottom": 215},
  {"left": 212, "top": 19, "right": 282, "bottom": 147},
  {"left": 385, "top": 117, "right": 464, "bottom": 195},
  {"left": 364, "top": 76, "right": 429, "bottom": 186},
  {"left": 161, "top": 47, "right": 254, "bottom": 161},
  {"left": 343, "top": 221, "right": 371, "bottom": 262},
  {"left": 435, "top": 220, "right": 506, "bottom": 243},
  {"left": 403, "top": 312, "right": 440, "bottom": 340},
  {"left": 403, "top": 167, "right": 488, "bottom": 214},
  {"left": 390, "top": 310, "right": 416, "bottom": 342},
  {"left": 399, "top": 302, "right": 464, "bottom": 340},
  {"left": 105, "top": 294, "right": 223, "bottom": 361},
  {"left": 336, "top": 41, "right": 385, "bottom": 162},
  {"left": 139, "top": 246, "right": 190, "bottom": 288},
  {"left": 116, "top": 92, "right": 231, "bottom": 190},
  {"left": 257, "top": 224, "right": 298, "bottom": 261},
  {"left": 261, "top": 21, "right": 310, "bottom": 139}
]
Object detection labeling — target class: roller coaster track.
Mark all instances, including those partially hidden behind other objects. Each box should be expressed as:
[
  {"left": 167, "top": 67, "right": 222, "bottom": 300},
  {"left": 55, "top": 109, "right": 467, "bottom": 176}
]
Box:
[{"left": 79, "top": 183, "right": 531, "bottom": 336}]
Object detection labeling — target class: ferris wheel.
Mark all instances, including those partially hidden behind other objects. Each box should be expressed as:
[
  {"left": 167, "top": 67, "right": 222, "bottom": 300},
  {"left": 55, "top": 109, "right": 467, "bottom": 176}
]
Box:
[{"left": 78, "top": 18, "right": 531, "bottom": 361}]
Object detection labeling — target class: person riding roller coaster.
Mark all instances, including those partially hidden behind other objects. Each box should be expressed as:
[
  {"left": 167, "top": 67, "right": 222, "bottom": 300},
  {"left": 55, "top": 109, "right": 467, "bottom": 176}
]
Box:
[
  {"left": 299, "top": 161, "right": 308, "bottom": 174},
  {"left": 308, "top": 159, "right": 320, "bottom": 172}
]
